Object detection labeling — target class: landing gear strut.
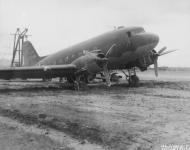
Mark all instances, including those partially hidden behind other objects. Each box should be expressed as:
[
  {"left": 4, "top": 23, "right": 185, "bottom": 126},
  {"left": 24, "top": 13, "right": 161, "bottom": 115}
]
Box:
[{"left": 122, "top": 67, "right": 140, "bottom": 87}]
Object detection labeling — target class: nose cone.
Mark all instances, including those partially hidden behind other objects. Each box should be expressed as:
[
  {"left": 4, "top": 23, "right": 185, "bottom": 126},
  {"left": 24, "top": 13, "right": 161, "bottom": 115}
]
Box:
[
  {"left": 146, "top": 32, "right": 159, "bottom": 45},
  {"left": 131, "top": 32, "right": 159, "bottom": 49}
]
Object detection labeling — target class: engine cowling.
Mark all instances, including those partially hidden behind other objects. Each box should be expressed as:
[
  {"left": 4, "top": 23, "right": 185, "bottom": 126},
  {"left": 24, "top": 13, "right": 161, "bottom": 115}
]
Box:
[
  {"left": 72, "top": 44, "right": 116, "bottom": 86},
  {"left": 71, "top": 51, "right": 108, "bottom": 74},
  {"left": 136, "top": 50, "right": 156, "bottom": 71}
]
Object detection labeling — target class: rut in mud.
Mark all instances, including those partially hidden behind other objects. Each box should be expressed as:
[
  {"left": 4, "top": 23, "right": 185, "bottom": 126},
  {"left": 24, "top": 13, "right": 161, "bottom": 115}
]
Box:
[{"left": 0, "top": 107, "right": 104, "bottom": 144}]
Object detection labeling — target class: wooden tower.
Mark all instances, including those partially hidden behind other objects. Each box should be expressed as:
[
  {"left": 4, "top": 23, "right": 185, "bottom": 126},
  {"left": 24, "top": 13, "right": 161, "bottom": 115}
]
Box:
[{"left": 11, "top": 28, "right": 30, "bottom": 67}]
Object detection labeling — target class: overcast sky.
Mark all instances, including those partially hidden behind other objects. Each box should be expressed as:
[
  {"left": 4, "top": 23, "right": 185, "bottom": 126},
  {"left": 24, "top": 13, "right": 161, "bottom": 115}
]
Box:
[{"left": 0, "top": 0, "right": 190, "bottom": 67}]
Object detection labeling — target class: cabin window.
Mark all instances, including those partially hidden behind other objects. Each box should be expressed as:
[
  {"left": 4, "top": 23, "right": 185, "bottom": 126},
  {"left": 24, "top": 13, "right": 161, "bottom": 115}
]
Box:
[
  {"left": 126, "top": 31, "right": 131, "bottom": 37},
  {"left": 129, "top": 28, "right": 145, "bottom": 35}
]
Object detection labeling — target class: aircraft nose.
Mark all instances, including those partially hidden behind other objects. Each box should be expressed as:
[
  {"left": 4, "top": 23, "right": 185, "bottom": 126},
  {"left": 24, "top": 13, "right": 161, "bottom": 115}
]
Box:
[
  {"left": 131, "top": 32, "right": 159, "bottom": 48},
  {"left": 145, "top": 32, "right": 159, "bottom": 44}
]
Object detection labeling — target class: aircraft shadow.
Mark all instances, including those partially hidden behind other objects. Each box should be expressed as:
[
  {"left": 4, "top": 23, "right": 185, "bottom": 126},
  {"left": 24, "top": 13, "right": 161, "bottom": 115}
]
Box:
[{"left": 0, "top": 80, "right": 187, "bottom": 93}]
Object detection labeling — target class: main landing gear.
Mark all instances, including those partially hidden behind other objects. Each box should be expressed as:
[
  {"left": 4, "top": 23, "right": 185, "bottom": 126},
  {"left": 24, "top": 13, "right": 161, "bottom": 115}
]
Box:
[
  {"left": 67, "top": 68, "right": 140, "bottom": 90},
  {"left": 122, "top": 67, "right": 140, "bottom": 87}
]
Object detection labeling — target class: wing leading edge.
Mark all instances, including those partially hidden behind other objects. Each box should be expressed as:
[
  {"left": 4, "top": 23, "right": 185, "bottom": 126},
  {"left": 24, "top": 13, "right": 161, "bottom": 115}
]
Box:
[{"left": 0, "top": 64, "right": 77, "bottom": 80}]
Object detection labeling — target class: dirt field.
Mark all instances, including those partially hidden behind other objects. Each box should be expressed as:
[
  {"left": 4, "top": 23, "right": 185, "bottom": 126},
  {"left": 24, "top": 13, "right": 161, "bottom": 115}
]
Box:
[{"left": 0, "top": 70, "right": 190, "bottom": 150}]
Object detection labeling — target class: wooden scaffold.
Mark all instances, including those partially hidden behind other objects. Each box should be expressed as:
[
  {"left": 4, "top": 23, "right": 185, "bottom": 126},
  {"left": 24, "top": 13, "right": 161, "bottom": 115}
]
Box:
[{"left": 11, "top": 28, "right": 30, "bottom": 67}]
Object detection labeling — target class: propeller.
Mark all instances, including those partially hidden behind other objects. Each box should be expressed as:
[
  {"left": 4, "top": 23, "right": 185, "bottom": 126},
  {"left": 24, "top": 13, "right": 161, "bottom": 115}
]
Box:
[
  {"left": 157, "top": 46, "right": 167, "bottom": 54},
  {"left": 154, "top": 57, "right": 158, "bottom": 77},
  {"left": 153, "top": 47, "right": 177, "bottom": 77},
  {"left": 159, "top": 50, "right": 177, "bottom": 56}
]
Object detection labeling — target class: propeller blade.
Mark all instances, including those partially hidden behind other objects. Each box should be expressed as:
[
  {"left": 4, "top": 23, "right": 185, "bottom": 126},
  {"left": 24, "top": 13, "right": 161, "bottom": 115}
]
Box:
[
  {"left": 103, "top": 65, "right": 111, "bottom": 87},
  {"left": 158, "top": 46, "right": 167, "bottom": 55},
  {"left": 159, "top": 49, "right": 177, "bottom": 56},
  {"left": 105, "top": 44, "right": 116, "bottom": 58},
  {"left": 152, "top": 47, "right": 177, "bottom": 77},
  {"left": 154, "top": 57, "right": 158, "bottom": 77}
]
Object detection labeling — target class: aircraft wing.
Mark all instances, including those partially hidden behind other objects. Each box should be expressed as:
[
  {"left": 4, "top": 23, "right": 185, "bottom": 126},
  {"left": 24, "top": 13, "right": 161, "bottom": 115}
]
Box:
[{"left": 0, "top": 64, "right": 77, "bottom": 80}]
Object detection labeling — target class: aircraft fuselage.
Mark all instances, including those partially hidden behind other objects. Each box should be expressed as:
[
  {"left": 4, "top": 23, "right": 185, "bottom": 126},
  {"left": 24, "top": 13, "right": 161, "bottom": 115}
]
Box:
[{"left": 38, "top": 27, "right": 159, "bottom": 70}]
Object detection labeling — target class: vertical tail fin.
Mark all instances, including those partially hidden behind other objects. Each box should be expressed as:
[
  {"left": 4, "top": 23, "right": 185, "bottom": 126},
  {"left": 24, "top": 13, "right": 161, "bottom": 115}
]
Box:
[{"left": 22, "top": 41, "right": 41, "bottom": 66}]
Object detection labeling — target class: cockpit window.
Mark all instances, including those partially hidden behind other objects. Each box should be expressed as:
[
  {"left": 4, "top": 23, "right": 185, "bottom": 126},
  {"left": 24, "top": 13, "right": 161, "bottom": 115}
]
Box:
[{"left": 126, "top": 27, "right": 145, "bottom": 36}]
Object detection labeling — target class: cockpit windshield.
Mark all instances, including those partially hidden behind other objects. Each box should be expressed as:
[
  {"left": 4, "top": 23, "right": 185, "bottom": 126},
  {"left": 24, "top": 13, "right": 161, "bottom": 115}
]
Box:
[{"left": 126, "top": 27, "right": 145, "bottom": 36}]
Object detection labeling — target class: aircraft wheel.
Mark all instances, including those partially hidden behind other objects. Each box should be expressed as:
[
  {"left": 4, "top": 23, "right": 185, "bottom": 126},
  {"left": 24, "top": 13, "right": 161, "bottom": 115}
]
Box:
[
  {"left": 110, "top": 73, "right": 121, "bottom": 83},
  {"left": 129, "top": 75, "right": 139, "bottom": 87}
]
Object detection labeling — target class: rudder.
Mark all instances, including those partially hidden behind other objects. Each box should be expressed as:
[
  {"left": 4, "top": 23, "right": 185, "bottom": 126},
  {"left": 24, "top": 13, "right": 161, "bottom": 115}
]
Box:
[{"left": 22, "top": 41, "right": 41, "bottom": 66}]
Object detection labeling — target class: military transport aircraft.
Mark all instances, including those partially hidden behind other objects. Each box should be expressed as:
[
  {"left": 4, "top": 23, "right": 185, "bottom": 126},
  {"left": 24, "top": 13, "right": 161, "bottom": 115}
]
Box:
[{"left": 0, "top": 26, "right": 176, "bottom": 89}]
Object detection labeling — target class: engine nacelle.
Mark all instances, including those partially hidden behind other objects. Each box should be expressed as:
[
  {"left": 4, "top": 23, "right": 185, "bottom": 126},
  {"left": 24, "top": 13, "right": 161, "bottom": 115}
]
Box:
[
  {"left": 136, "top": 50, "right": 155, "bottom": 70},
  {"left": 71, "top": 51, "right": 107, "bottom": 74}
]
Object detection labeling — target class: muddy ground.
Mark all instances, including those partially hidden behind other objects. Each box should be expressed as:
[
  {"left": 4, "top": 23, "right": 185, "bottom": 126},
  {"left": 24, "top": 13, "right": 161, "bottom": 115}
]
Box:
[{"left": 0, "top": 70, "right": 190, "bottom": 150}]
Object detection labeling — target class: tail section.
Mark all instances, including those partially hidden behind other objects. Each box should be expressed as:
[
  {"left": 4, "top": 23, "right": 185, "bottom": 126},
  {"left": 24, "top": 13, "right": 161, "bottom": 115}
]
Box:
[{"left": 22, "top": 41, "right": 41, "bottom": 66}]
